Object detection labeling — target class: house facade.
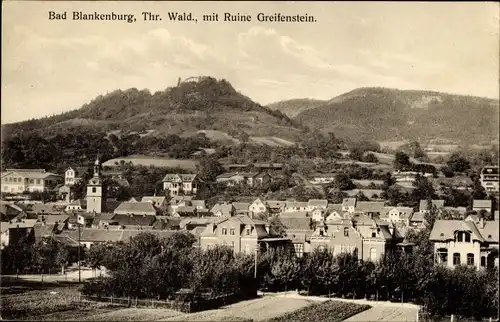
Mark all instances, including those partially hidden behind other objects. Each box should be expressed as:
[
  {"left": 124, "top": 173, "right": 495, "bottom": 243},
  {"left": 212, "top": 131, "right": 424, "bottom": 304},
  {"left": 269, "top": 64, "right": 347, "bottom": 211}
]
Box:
[
  {"left": 162, "top": 174, "right": 200, "bottom": 196},
  {"left": 430, "top": 219, "right": 499, "bottom": 269},
  {"left": 249, "top": 198, "right": 268, "bottom": 215},
  {"left": 199, "top": 215, "right": 272, "bottom": 254},
  {"left": 1, "top": 169, "right": 63, "bottom": 194},
  {"left": 480, "top": 166, "right": 499, "bottom": 194}
]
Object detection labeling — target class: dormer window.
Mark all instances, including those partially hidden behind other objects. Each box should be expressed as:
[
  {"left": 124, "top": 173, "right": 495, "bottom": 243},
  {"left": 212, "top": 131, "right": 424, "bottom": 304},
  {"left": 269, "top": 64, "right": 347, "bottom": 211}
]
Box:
[
  {"left": 456, "top": 231, "right": 471, "bottom": 243},
  {"left": 344, "top": 227, "right": 349, "bottom": 237}
]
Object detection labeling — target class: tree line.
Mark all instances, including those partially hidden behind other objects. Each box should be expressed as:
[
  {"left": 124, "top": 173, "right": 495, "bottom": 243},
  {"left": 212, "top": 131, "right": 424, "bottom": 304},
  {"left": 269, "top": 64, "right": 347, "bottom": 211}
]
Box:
[{"left": 75, "top": 219, "right": 499, "bottom": 321}]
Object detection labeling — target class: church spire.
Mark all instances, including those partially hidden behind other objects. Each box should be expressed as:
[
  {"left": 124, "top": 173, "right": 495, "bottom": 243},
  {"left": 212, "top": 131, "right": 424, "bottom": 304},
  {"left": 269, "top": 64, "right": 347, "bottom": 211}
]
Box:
[{"left": 93, "top": 154, "right": 102, "bottom": 177}]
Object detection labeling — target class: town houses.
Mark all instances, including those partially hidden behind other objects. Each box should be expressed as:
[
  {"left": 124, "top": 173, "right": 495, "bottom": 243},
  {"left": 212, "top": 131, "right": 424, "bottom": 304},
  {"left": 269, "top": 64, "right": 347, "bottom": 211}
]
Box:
[{"left": 1, "top": 157, "right": 499, "bottom": 269}]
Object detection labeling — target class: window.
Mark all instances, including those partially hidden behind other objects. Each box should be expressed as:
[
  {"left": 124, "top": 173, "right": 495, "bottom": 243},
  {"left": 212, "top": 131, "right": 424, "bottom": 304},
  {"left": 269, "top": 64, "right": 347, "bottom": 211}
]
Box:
[
  {"left": 481, "top": 256, "right": 486, "bottom": 267},
  {"left": 36, "top": 179, "right": 40, "bottom": 184},
  {"left": 29, "top": 179, "right": 34, "bottom": 184},
  {"left": 464, "top": 233, "right": 471, "bottom": 243},
  {"left": 246, "top": 228, "right": 251, "bottom": 235},
  {"left": 222, "top": 228, "right": 227, "bottom": 235},
  {"left": 294, "top": 243, "right": 304, "bottom": 257},
  {"left": 344, "top": 227, "right": 349, "bottom": 237},
  {"left": 230, "top": 228, "right": 235, "bottom": 235},
  {"left": 436, "top": 248, "right": 448, "bottom": 264},
  {"left": 92, "top": 187, "right": 96, "bottom": 193},
  {"left": 370, "top": 248, "right": 377, "bottom": 262},
  {"left": 457, "top": 232, "right": 463, "bottom": 242},
  {"left": 453, "top": 253, "right": 461, "bottom": 265},
  {"left": 467, "top": 253, "right": 474, "bottom": 266},
  {"left": 371, "top": 232, "right": 377, "bottom": 238}
]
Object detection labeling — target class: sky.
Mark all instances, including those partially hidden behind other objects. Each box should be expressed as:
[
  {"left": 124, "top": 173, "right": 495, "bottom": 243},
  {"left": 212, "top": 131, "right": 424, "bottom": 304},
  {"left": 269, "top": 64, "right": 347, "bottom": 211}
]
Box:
[{"left": 2, "top": 1, "right": 499, "bottom": 124}]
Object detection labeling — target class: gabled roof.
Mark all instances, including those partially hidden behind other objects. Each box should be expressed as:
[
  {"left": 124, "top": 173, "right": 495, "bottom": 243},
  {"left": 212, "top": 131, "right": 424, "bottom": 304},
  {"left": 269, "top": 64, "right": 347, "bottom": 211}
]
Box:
[
  {"left": 280, "top": 211, "right": 309, "bottom": 218},
  {"left": 477, "top": 221, "right": 499, "bottom": 243},
  {"left": 1, "top": 219, "right": 38, "bottom": 232},
  {"left": 308, "top": 199, "right": 328, "bottom": 208},
  {"left": 232, "top": 202, "right": 250, "bottom": 211},
  {"left": 2, "top": 169, "right": 62, "bottom": 180},
  {"left": 37, "top": 214, "right": 69, "bottom": 223},
  {"left": 109, "top": 214, "right": 156, "bottom": 226},
  {"left": 210, "top": 203, "right": 234, "bottom": 214},
  {"left": 114, "top": 202, "right": 157, "bottom": 215},
  {"left": 170, "top": 195, "right": 194, "bottom": 205},
  {"left": 419, "top": 199, "right": 445, "bottom": 211},
  {"left": 410, "top": 212, "right": 425, "bottom": 222},
  {"left": 179, "top": 217, "right": 218, "bottom": 229},
  {"left": 355, "top": 201, "right": 385, "bottom": 213},
  {"left": 213, "top": 215, "right": 268, "bottom": 227},
  {"left": 190, "top": 200, "right": 206, "bottom": 209},
  {"left": 175, "top": 206, "right": 196, "bottom": 215},
  {"left": 430, "top": 220, "right": 485, "bottom": 242},
  {"left": 162, "top": 173, "right": 198, "bottom": 182},
  {"left": 29, "top": 203, "right": 60, "bottom": 214},
  {"left": 266, "top": 200, "right": 287, "bottom": 209},
  {"left": 281, "top": 217, "right": 312, "bottom": 231},
  {"left": 352, "top": 214, "right": 377, "bottom": 226},
  {"left": 141, "top": 196, "right": 166, "bottom": 205},
  {"left": 285, "top": 202, "right": 308, "bottom": 209},
  {"left": 381, "top": 207, "right": 414, "bottom": 219},
  {"left": 342, "top": 198, "right": 357, "bottom": 208},
  {"left": 473, "top": 200, "right": 492, "bottom": 209}
]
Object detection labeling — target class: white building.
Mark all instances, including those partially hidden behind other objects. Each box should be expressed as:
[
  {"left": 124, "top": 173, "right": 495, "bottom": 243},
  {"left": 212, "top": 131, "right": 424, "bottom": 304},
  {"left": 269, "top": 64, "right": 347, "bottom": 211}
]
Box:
[
  {"left": 480, "top": 166, "right": 499, "bottom": 194},
  {"left": 1, "top": 169, "right": 63, "bottom": 194}
]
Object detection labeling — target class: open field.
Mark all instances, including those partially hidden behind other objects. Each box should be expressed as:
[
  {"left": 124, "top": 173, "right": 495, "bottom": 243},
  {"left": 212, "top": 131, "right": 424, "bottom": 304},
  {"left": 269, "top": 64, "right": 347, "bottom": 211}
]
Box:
[
  {"left": 249, "top": 136, "right": 295, "bottom": 147},
  {"left": 160, "top": 296, "right": 314, "bottom": 321},
  {"left": 102, "top": 155, "right": 198, "bottom": 170},
  {"left": 76, "top": 308, "right": 183, "bottom": 321},
  {"left": 0, "top": 279, "right": 120, "bottom": 321}
]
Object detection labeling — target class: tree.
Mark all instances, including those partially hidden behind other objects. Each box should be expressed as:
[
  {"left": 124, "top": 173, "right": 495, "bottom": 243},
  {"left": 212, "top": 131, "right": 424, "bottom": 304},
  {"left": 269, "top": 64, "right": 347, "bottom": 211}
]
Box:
[
  {"left": 165, "top": 232, "right": 197, "bottom": 250},
  {"left": 356, "top": 191, "right": 370, "bottom": 201},
  {"left": 411, "top": 175, "right": 435, "bottom": 203},
  {"left": 197, "top": 156, "right": 224, "bottom": 182},
  {"left": 446, "top": 152, "right": 470, "bottom": 173},
  {"left": 364, "top": 153, "right": 379, "bottom": 163},
  {"left": 267, "top": 256, "right": 301, "bottom": 292},
  {"left": 394, "top": 152, "right": 411, "bottom": 171},
  {"left": 269, "top": 216, "right": 286, "bottom": 237},
  {"left": 333, "top": 174, "right": 355, "bottom": 191},
  {"left": 472, "top": 178, "right": 487, "bottom": 200}
]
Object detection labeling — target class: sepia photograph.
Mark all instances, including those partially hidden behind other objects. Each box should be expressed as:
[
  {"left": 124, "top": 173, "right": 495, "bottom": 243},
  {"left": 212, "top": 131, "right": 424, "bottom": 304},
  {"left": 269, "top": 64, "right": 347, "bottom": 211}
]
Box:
[{"left": 1, "top": 1, "right": 499, "bottom": 321}]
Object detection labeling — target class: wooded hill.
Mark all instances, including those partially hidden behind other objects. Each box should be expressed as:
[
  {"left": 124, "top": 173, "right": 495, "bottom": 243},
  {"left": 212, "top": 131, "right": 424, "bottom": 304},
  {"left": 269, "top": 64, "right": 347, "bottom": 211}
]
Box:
[
  {"left": 273, "top": 87, "right": 499, "bottom": 144},
  {"left": 2, "top": 77, "right": 303, "bottom": 142}
]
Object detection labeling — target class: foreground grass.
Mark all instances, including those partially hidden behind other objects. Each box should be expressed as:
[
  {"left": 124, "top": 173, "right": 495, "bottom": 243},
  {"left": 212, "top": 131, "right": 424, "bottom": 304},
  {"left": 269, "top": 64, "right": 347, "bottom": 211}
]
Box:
[
  {"left": 74, "top": 308, "right": 184, "bottom": 321},
  {"left": 0, "top": 278, "right": 121, "bottom": 320},
  {"left": 264, "top": 300, "right": 371, "bottom": 322}
]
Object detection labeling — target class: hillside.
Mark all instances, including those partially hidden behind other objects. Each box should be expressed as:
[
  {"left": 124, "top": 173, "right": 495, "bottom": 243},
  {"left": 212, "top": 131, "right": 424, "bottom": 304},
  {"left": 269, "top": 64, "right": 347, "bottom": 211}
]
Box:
[
  {"left": 294, "top": 87, "right": 499, "bottom": 143},
  {"left": 267, "top": 98, "right": 326, "bottom": 118},
  {"left": 2, "top": 77, "right": 303, "bottom": 143}
]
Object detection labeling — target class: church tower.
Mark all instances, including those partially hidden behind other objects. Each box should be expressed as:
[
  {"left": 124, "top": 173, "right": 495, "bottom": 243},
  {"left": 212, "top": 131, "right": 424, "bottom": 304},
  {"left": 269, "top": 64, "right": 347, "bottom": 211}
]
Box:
[{"left": 86, "top": 156, "right": 104, "bottom": 213}]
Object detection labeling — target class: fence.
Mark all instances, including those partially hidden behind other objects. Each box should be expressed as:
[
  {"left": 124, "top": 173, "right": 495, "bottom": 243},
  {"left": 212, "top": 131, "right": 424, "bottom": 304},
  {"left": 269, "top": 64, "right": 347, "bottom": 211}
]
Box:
[
  {"left": 81, "top": 295, "right": 191, "bottom": 313},
  {"left": 81, "top": 291, "right": 257, "bottom": 314}
]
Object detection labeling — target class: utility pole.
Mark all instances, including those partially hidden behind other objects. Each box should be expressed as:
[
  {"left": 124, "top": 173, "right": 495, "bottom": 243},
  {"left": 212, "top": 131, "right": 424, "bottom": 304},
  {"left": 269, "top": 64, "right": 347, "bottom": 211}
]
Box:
[
  {"left": 78, "top": 222, "right": 81, "bottom": 283},
  {"left": 254, "top": 246, "right": 258, "bottom": 279}
]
